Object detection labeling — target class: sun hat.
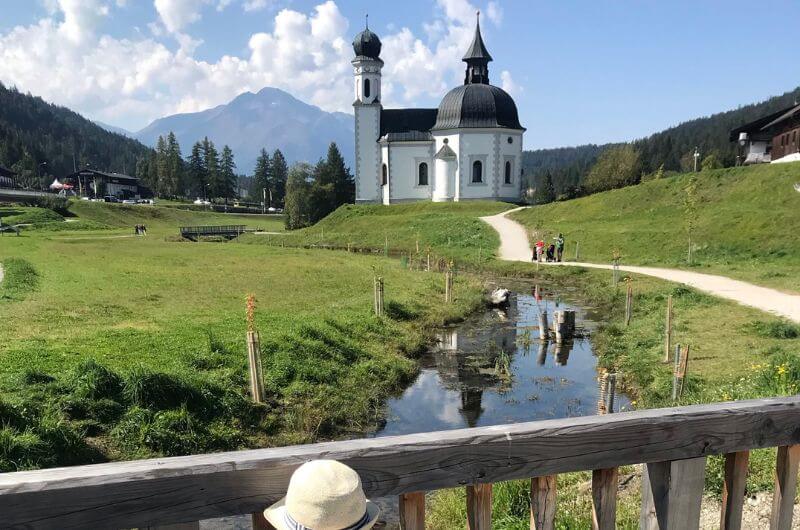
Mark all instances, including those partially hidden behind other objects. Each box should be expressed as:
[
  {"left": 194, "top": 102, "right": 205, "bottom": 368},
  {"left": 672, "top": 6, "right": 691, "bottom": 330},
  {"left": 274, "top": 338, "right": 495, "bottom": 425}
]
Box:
[{"left": 264, "top": 459, "right": 380, "bottom": 530}]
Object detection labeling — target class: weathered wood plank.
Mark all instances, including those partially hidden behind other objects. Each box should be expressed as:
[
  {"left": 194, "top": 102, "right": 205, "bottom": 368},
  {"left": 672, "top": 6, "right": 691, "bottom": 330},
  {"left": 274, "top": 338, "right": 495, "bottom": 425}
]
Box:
[
  {"left": 720, "top": 451, "right": 749, "bottom": 530},
  {"left": 399, "top": 491, "right": 425, "bottom": 530},
  {"left": 770, "top": 445, "right": 800, "bottom": 530},
  {"left": 1, "top": 398, "right": 799, "bottom": 529},
  {"left": 641, "top": 457, "right": 706, "bottom": 530},
  {"left": 591, "top": 468, "right": 617, "bottom": 530},
  {"left": 466, "top": 483, "right": 492, "bottom": 530},
  {"left": 530, "top": 475, "right": 556, "bottom": 530},
  {"left": 148, "top": 522, "right": 199, "bottom": 530}
]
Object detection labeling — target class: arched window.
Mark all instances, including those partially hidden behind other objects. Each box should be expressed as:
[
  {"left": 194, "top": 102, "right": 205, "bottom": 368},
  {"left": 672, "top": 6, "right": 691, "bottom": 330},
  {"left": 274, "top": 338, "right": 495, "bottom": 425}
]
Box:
[
  {"left": 363, "top": 78, "right": 371, "bottom": 99},
  {"left": 472, "top": 160, "right": 483, "bottom": 183},
  {"left": 418, "top": 162, "right": 428, "bottom": 186},
  {"left": 381, "top": 163, "right": 387, "bottom": 186},
  {"left": 504, "top": 161, "right": 512, "bottom": 184}
]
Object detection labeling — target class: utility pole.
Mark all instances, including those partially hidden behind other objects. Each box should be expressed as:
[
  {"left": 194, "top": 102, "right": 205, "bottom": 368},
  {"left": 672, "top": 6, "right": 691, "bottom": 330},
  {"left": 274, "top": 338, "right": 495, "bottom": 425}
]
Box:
[
  {"left": 262, "top": 188, "right": 266, "bottom": 214},
  {"left": 693, "top": 147, "right": 700, "bottom": 172}
]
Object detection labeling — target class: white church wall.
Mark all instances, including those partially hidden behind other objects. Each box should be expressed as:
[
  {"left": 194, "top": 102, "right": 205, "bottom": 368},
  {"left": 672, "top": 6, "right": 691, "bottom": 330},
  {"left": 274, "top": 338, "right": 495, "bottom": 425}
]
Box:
[
  {"left": 354, "top": 104, "right": 381, "bottom": 203},
  {"left": 385, "top": 142, "right": 434, "bottom": 202},
  {"left": 498, "top": 131, "right": 523, "bottom": 201},
  {"left": 433, "top": 133, "right": 460, "bottom": 200},
  {"left": 458, "top": 132, "right": 497, "bottom": 200}
]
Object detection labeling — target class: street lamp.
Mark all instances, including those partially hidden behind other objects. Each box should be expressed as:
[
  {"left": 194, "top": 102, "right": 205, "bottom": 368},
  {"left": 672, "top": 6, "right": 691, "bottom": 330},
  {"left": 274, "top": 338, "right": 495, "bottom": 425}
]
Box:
[{"left": 693, "top": 147, "right": 700, "bottom": 172}]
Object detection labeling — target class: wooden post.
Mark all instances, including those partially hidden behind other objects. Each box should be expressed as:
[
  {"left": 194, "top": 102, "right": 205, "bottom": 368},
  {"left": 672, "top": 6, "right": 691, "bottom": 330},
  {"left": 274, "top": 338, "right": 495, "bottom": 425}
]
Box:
[
  {"left": 591, "top": 467, "right": 618, "bottom": 530},
  {"left": 770, "top": 445, "right": 800, "bottom": 530},
  {"left": 624, "top": 282, "right": 633, "bottom": 326},
  {"left": 677, "top": 345, "right": 690, "bottom": 398},
  {"left": 373, "top": 276, "right": 384, "bottom": 317},
  {"left": 575, "top": 241, "right": 580, "bottom": 261},
  {"left": 444, "top": 270, "right": 454, "bottom": 303},
  {"left": 246, "top": 330, "right": 264, "bottom": 404},
  {"left": 552, "top": 310, "right": 574, "bottom": 343},
  {"left": 531, "top": 475, "right": 557, "bottom": 530},
  {"left": 415, "top": 237, "right": 420, "bottom": 254},
  {"left": 720, "top": 451, "right": 749, "bottom": 530},
  {"left": 671, "top": 344, "right": 681, "bottom": 401},
  {"left": 466, "top": 483, "right": 492, "bottom": 530},
  {"left": 641, "top": 457, "right": 706, "bottom": 530},
  {"left": 538, "top": 311, "right": 549, "bottom": 341},
  {"left": 605, "top": 373, "right": 617, "bottom": 414},
  {"left": 399, "top": 491, "right": 425, "bottom": 530},
  {"left": 426, "top": 250, "right": 431, "bottom": 272},
  {"left": 664, "top": 295, "right": 673, "bottom": 363},
  {"left": 598, "top": 373, "right": 609, "bottom": 415}
]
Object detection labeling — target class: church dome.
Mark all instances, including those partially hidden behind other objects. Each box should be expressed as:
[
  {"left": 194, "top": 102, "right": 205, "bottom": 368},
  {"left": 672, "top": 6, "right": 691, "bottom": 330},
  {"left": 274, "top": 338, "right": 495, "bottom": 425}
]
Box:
[
  {"left": 432, "top": 84, "right": 524, "bottom": 131},
  {"left": 352, "top": 27, "right": 382, "bottom": 59}
]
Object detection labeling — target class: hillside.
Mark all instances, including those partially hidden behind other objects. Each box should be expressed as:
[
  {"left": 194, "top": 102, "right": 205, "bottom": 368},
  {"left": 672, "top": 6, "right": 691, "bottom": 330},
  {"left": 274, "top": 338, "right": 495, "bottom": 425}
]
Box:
[
  {"left": 511, "top": 163, "right": 800, "bottom": 292},
  {"left": 523, "top": 86, "right": 800, "bottom": 194},
  {"left": 135, "top": 87, "right": 355, "bottom": 172},
  {"left": 0, "top": 83, "right": 152, "bottom": 181}
]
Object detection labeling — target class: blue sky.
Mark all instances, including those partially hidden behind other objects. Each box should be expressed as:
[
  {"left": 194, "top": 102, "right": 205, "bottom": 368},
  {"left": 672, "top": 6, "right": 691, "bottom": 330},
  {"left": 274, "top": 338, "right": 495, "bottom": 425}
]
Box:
[{"left": 1, "top": 0, "right": 799, "bottom": 149}]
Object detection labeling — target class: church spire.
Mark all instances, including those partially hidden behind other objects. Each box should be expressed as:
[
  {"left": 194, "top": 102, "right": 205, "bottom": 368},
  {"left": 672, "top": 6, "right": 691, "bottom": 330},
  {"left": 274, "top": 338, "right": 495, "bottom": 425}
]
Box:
[{"left": 462, "top": 12, "right": 492, "bottom": 85}]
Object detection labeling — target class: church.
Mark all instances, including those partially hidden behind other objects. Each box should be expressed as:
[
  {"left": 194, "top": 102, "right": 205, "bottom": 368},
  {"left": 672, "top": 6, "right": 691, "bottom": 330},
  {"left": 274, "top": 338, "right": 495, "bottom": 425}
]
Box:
[{"left": 352, "top": 15, "right": 525, "bottom": 204}]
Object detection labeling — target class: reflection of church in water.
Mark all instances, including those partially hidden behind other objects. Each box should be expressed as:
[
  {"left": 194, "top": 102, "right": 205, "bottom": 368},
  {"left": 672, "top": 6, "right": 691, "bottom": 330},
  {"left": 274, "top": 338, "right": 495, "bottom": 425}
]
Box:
[{"left": 428, "top": 294, "right": 573, "bottom": 427}]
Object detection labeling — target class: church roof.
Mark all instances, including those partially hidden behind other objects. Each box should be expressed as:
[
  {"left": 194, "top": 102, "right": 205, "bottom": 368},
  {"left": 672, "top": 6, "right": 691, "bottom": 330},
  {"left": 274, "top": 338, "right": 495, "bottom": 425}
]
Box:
[
  {"left": 353, "top": 23, "right": 382, "bottom": 60},
  {"left": 380, "top": 108, "right": 438, "bottom": 141},
  {"left": 462, "top": 15, "right": 493, "bottom": 62},
  {"left": 432, "top": 84, "right": 524, "bottom": 131}
]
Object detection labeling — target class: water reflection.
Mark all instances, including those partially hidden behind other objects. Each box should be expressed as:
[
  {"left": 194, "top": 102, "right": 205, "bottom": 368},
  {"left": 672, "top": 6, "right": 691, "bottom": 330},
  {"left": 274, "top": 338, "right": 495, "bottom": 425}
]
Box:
[{"left": 374, "top": 284, "right": 630, "bottom": 437}]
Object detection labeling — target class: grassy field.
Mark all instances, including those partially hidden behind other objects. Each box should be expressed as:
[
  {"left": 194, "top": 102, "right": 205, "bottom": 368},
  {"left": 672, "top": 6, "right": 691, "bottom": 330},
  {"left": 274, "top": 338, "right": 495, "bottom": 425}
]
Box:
[
  {"left": 0, "top": 203, "right": 484, "bottom": 470},
  {"left": 511, "top": 163, "right": 800, "bottom": 292},
  {"left": 243, "top": 201, "right": 513, "bottom": 266}
]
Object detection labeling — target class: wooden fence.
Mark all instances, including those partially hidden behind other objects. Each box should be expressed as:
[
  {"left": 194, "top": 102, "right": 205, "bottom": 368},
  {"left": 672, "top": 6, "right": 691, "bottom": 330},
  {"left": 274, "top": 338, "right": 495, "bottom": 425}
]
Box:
[{"left": 2, "top": 397, "right": 800, "bottom": 529}]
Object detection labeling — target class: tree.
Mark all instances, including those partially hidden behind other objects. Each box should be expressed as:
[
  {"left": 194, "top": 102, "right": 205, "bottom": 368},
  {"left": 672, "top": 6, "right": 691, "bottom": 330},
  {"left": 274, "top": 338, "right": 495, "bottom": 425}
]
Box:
[
  {"left": 165, "top": 132, "right": 183, "bottom": 197},
  {"left": 155, "top": 135, "right": 168, "bottom": 196},
  {"left": 219, "top": 145, "right": 237, "bottom": 199},
  {"left": 583, "top": 145, "right": 642, "bottom": 193},
  {"left": 284, "top": 162, "right": 313, "bottom": 229},
  {"left": 201, "top": 137, "right": 220, "bottom": 199},
  {"left": 271, "top": 149, "right": 288, "bottom": 206},
  {"left": 252, "top": 149, "right": 270, "bottom": 204},
  {"left": 701, "top": 152, "right": 722, "bottom": 171},
  {"left": 307, "top": 142, "right": 355, "bottom": 223},
  {"left": 186, "top": 142, "right": 206, "bottom": 198},
  {"left": 532, "top": 171, "right": 556, "bottom": 204}
]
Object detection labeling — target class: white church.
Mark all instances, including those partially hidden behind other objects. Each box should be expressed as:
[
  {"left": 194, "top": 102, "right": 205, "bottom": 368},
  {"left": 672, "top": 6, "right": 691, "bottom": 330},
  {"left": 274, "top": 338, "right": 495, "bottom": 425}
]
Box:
[{"left": 352, "top": 15, "right": 525, "bottom": 204}]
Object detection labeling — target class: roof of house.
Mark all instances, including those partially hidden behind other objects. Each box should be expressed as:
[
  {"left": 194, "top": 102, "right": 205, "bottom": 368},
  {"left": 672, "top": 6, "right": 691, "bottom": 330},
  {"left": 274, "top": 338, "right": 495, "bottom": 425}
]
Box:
[
  {"left": 380, "top": 108, "right": 438, "bottom": 142},
  {"left": 63, "top": 169, "right": 139, "bottom": 182},
  {"left": 762, "top": 103, "right": 800, "bottom": 130},
  {"left": 729, "top": 103, "right": 800, "bottom": 141}
]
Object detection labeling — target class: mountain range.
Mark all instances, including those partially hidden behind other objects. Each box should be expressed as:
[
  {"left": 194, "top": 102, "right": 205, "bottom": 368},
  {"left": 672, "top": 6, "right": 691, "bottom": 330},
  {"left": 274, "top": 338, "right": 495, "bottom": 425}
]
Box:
[{"left": 133, "top": 87, "right": 354, "bottom": 173}]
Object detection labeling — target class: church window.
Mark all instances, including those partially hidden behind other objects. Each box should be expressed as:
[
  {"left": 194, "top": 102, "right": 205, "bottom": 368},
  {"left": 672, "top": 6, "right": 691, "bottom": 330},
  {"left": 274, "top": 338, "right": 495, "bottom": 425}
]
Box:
[
  {"left": 472, "top": 160, "right": 483, "bottom": 183},
  {"left": 381, "top": 163, "right": 387, "bottom": 185},
  {"left": 504, "top": 161, "right": 512, "bottom": 184},
  {"left": 363, "top": 78, "right": 371, "bottom": 99},
  {"left": 418, "top": 162, "right": 429, "bottom": 185}
]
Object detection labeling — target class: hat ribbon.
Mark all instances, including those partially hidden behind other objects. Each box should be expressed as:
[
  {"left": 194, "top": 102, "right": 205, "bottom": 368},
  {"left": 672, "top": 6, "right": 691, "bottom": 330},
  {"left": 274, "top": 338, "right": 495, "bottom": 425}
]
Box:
[{"left": 284, "top": 509, "right": 371, "bottom": 530}]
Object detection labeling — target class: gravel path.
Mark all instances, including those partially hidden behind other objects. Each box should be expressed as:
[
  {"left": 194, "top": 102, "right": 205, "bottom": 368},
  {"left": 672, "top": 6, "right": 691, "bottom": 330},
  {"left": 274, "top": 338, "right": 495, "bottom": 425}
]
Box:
[{"left": 481, "top": 208, "right": 800, "bottom": 323}]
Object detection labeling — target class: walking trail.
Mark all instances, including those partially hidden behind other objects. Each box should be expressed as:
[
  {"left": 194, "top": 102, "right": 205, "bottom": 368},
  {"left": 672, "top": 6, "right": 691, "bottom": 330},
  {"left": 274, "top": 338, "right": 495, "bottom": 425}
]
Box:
[{"left": 481, "top": 207, "right": 800, "bottom": 323}]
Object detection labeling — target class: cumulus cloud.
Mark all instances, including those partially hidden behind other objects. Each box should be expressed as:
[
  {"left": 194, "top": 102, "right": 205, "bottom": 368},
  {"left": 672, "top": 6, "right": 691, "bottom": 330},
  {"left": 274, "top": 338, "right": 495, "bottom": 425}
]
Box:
[
  {"left": 0, "top": 0, "right": 518, "bottom": 131},
  {"left": 500, "top": 70, "right": 521, "bottom": 94},
  {"left": 242, "top": 0, "right": 271, "bottom": 12}
]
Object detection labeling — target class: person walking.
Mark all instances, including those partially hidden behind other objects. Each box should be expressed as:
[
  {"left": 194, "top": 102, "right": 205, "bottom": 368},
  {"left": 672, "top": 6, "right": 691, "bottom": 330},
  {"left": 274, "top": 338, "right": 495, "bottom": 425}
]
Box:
[
  {"left": 535, "top": 239, "right": 545, "bottom": 262},
  {"left": 263, "top": 459, "right": 380, "bottom": 530},
  {"left": 555, "top": 233, "right": 565, "bottom": 262}
]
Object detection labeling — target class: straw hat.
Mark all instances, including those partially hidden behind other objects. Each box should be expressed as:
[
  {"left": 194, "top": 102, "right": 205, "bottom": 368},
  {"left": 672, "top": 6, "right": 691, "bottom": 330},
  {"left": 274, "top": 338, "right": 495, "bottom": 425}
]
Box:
[{"left": 264, "top": 460, "right": 380, "bottom": 530}]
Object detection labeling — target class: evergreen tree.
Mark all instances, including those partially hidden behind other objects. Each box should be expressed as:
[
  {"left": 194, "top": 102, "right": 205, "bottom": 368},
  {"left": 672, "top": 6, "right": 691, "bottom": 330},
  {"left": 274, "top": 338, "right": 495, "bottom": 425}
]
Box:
[
  {"left": 252, "top": 149, "right": 270, "bottom": 204},
  {"left": 270, "top": 149, "right": 288, "bottom": 207},
  {"left": 284, "top": 162, "right": 313, "bottom": 229},
  {"left": 306, "top": 142, "right": 355, "bottom": 223},
  {"left": 533, "top": 171, "right": 556, "bottom": 204},
  {"left": 219, "top": 145, "right": 237, "bottom": 199},
  {"left": 155, "top": 135, "right": 168, "bottom": 196},
  {"left": 201, "top": 137, "right": 220, "bottom": 199},
  {"left": 165, "top": 132, "right": 183, "bottom": 197},
  {"left": 186, "top": 141, "right": 206, "bottom": 198}
]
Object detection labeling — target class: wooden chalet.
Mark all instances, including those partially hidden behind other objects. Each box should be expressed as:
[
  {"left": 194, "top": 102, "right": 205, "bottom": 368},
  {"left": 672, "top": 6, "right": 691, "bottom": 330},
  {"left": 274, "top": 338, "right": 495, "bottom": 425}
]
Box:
[
  {"left": 731, "top": 102, "right": 800, "bottom": 164},
  {"left": 62, "top": 168, "right": 142, "bottom": 199}
]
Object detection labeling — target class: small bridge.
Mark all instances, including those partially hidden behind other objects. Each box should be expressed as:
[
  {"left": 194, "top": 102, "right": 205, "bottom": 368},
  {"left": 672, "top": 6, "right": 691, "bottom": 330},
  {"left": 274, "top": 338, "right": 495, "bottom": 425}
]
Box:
[
  {"left": 1, "top": 397, "right": 800, "bottom": 529},
  {"left": 179, "top": 225, "right": 253, "bottom": 241}
]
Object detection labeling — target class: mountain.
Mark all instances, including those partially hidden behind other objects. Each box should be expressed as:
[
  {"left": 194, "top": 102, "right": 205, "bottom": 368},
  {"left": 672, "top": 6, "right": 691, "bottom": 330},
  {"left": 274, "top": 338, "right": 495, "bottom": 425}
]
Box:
[
  {"left": 523, "top": 85, "right": 800, "bottom": 197},
  {"left": 94, "top": 121, "right": 132, "bottom": 137},
  {"left": 0, "top": 82, "right": 153, "bottom": 181},
  {"left": 135, "top": 87, "right": 355, "bottom": 173}
]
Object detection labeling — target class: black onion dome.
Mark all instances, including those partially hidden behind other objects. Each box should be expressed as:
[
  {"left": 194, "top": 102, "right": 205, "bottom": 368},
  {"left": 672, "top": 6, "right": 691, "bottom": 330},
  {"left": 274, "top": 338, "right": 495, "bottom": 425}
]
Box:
[
  {"left": 432, "top": 84, "right": 524, "bottom": 130},
  {"left": 353, "top": 28, "right": 382, "bottom": 59}
]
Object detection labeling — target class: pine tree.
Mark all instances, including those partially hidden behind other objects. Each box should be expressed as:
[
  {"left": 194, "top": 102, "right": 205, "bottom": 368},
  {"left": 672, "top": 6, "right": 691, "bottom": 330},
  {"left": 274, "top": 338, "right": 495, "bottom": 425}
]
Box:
[
  {"left": 155, "top": 135, "right": 168, "bottom": 196},
  {"left": 307, "top": 142, "right": 355, "bottom": 223},
  {"left": 219, "top": 145, "right": 237, "bottom": 199},
  {"left": 186, "top": 141, "right": 206, "bottom": 199},
  {"left": 165, "top": 132, "right": 183, "bottom": 197},
  {"left": 284, "top": 162, "right": 313, "bottom": 229},
  {"left": 533, "top": 171, "right": 556, "bottom": 204},
  {"left": 201, "top": 137, "right": 220, "bottom": 199},
  {"left": 271, "top": 149, "right": 288, "bottom": 206},
  {"left": 252, "top": 149, "right": 270, "bottom": 204}
]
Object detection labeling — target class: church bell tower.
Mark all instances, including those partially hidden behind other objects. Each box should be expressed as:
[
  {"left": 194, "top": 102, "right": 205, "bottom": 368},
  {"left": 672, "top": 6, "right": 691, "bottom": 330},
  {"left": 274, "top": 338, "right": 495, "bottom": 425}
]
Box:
[{"left": 352, "top": 18, "right": 383, "bottom": 203}]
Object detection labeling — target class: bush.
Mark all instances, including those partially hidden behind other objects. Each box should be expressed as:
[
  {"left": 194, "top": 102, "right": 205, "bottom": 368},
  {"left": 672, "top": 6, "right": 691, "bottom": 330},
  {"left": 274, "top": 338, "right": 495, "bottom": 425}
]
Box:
[
  {"left": 745, "top": 320, "right": 800, "bottom": 339},
  {"left": 22, "top": 195, "right": 70, "bottom": 215},
  {"left": 69, "top": 360, "right": 124, "bottom": 400}
]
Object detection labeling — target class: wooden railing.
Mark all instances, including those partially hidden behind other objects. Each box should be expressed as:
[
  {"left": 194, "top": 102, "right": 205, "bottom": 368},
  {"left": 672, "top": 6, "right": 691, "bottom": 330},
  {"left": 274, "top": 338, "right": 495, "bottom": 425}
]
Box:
[{"left": 2, "top": 397, "right": 800, "bottom": 529}]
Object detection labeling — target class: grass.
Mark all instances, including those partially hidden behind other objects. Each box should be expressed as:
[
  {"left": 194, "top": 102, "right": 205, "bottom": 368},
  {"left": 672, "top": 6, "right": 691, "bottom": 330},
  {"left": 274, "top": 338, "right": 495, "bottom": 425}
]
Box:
[
  {"left": 511, "top": 163, "right": 800, "bottom": 292},
  {"left": 243, "top": 201, "right": 514, "bottom": 266},
  {"left": 0, "top": 204, "right": 484, "bottom": 469},
  {"left": 0, "top": 206, "right": 64, "bottom": 225}
]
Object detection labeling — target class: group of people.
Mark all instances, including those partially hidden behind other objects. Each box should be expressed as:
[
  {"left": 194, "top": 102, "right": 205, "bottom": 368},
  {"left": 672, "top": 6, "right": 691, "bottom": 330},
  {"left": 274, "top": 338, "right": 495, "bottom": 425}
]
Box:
[
  {"left": 134, "top": 224, "right": 147, "bottom": 236},
  {"left": 534, "top": 233, "right": 565, "bottom": 263}
]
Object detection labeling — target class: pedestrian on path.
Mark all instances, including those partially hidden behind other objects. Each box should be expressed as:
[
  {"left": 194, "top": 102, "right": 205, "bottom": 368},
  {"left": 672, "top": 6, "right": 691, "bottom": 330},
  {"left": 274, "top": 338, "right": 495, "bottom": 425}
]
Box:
[
  {"left": 534, "top": 239, "right": 545, "bottom": 262},
  {"left": 555, "top": 233, "right": 565, "bottom": 262}
]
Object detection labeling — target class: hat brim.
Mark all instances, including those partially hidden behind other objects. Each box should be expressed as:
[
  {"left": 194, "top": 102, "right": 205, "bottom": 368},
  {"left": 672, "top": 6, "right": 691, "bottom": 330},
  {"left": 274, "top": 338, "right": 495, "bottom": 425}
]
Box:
[{"left": 263, "top": 497, "right": 380, "bottom": 530}]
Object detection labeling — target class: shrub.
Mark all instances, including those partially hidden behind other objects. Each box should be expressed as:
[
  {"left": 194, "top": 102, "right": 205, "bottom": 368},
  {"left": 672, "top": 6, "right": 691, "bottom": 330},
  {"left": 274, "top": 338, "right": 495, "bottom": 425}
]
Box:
[
  {"left": 745, "top": 320, "right": 800, "bottom": 339},
  {"left": 69, "top": 360, "right": 124, "bottom": 400}
]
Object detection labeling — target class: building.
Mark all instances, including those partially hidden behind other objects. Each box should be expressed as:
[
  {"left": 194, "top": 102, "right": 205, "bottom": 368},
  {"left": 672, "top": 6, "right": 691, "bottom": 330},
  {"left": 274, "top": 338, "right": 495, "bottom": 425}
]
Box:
[
  {"left": 352, "top": 14, "right": 525, "bottom": 204},
  {"left": 730, "top": 103, "right": 800, "bottom": 165},
  {"left": 0, "top": 165, "right": 16, "bottom": 188},
  {"left": 62, "top": 169, "right": 143, "bottom": 199}
]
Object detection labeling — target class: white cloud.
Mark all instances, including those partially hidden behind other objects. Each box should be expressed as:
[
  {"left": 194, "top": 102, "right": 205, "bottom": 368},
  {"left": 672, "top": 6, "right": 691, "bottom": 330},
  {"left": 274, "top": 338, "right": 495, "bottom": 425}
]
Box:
[
  {"left": 486, "top": 1, "right": 502, "bottom": 25},
  {"left": 500, "top": 70, "right": 521, "bottom": 94},
  {"left": 0, "top": 0, "right": 518, "bottom": 131},
  {"left": 242, "top": 0, "right": 271, "bottom": 12}
]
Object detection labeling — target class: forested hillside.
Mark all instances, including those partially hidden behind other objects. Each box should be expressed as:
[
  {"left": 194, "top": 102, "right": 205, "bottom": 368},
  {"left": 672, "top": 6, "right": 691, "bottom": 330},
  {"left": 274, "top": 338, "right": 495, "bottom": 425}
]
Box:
[
  {"left": 523, "top": 85, "right": 800, "bottom": 196},
  {"left": 0, "top": 83, "right": 152, "bottom": 187}
]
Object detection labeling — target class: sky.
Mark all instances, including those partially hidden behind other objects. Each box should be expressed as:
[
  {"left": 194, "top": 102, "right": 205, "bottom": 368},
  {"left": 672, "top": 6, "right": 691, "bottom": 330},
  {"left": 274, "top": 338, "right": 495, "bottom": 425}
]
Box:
[{"left": 1, "top": 0, "right": 799, "bottom": 149}]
